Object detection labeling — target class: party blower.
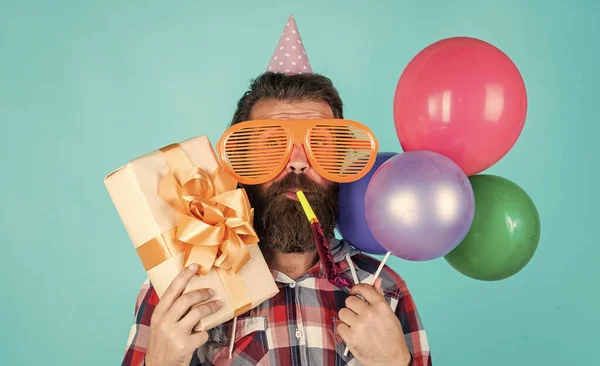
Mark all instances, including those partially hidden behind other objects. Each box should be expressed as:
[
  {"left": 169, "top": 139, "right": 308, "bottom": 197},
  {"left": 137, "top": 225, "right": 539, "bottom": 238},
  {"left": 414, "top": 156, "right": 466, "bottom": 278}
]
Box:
[
  {"left": 295, "top": 191, "right": 353, "bottom": 288},
  {"left": 296, "top": 190, "right": 391, "bottom": 289}
]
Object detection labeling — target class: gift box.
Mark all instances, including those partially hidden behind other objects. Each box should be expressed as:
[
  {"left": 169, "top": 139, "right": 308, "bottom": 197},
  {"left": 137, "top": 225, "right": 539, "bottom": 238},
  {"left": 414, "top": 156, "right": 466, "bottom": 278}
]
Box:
[{"left": 104, "top": 135, "right": 279, "bottom": 331}]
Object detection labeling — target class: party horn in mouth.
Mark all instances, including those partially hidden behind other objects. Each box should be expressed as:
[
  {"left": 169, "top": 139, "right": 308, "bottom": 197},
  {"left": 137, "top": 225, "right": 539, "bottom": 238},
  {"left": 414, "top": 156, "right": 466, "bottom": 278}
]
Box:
[{"left": 296, "top": 191, "right": 352, "bottom": 288}]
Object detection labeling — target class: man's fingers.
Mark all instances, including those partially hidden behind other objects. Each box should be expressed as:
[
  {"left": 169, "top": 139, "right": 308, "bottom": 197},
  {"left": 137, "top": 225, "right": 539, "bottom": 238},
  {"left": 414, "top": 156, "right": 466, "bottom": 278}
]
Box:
[
  {"left": 154, "top": 264, "right": 198, "bottom": 317},
  {"left": 188, "top": 330, "right": 210, "bottom": 349},
  {"left": 349, "top": 283, "right": 386, "bottom": 306},
  {"left": 336, "top": 322, "right": 351, "bottom": 341},
  {"left": 345, "top": 294, "right": 368, "bottom": 314},
  {"left": 179, "top": 300, "right": 224, "bottom": 331},
  {"left": 338, "top": 308, "right": 358, "bottom": 327},
  {"left": 373, "top": 278, "right": 384, "bottom": 296},
  {"left": 164, "top": 288, "right": 216, "bottom": 324}
]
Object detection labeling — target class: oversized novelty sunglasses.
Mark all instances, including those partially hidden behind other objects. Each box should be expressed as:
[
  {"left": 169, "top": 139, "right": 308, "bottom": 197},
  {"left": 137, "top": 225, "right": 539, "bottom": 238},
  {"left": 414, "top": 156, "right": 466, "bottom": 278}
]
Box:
[{"left": 216, "top": 119, "right": 379, "bottom": 185}]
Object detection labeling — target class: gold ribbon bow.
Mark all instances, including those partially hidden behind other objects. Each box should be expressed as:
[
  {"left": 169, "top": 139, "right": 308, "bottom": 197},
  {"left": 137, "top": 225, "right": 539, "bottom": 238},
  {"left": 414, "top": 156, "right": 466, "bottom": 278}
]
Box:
[
  {"left": 157, "top": 164, "right": 258, "bottom": 275},
  {"left": 140, "top": 143, "right": 258, "bottom": 276}
]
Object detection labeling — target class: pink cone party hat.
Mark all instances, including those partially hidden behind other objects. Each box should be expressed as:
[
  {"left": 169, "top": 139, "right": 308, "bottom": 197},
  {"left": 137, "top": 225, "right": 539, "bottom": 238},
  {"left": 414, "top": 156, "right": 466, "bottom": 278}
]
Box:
[{"left": 267, "top": 15, "right": 312, "bottom": 74}]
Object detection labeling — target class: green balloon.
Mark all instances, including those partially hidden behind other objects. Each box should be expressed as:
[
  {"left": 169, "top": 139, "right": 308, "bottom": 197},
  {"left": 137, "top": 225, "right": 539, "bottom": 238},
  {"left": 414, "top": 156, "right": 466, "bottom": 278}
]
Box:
[{"left": 444, "top": 175, "right": 541, "bottom": 281}]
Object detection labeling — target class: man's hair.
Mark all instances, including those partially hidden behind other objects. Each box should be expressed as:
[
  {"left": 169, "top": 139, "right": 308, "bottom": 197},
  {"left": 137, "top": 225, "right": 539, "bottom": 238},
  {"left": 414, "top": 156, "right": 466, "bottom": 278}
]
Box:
[{"left": 230, "top": 72, "right": 344, "bottom": 126}]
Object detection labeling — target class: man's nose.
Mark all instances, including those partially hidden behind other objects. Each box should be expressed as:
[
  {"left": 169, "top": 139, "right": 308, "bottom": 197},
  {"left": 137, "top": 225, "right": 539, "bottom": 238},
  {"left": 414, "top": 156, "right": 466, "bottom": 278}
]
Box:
[{"left": 286, "top": 144, "right": 310, "bottom": 174}]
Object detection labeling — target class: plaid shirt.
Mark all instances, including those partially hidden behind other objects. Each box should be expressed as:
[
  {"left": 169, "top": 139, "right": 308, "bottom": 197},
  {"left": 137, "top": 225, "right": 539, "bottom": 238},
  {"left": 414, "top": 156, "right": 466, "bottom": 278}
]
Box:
[{"left": 121, "top": 239, "right": 432, "bottom": 365}]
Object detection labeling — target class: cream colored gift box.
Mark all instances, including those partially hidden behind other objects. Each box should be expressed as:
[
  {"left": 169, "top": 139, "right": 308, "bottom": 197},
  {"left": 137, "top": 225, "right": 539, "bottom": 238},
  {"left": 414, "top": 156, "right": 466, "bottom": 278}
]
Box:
[{"left": 104, "top": 135, "right": 279, "bottom": 331}]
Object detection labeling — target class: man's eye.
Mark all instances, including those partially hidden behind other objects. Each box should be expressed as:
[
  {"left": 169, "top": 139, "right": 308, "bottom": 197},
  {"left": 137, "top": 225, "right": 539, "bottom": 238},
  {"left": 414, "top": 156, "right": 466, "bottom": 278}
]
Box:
[{"left": 312, "top": 138, "right": 329, "bottom": 146}]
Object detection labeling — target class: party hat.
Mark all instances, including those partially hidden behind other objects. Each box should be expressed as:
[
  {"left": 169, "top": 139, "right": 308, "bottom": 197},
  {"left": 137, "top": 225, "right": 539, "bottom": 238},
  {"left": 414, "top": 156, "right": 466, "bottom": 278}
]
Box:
[{"left": 267, "top": 15, "right": 312, "bottom": 74}]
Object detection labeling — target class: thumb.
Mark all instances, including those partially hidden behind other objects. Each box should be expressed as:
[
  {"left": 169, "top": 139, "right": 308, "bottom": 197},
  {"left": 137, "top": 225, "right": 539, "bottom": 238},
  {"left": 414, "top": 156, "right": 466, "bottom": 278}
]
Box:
[{"left": 373, "top": 278, "right": 384, "bottom": 296}]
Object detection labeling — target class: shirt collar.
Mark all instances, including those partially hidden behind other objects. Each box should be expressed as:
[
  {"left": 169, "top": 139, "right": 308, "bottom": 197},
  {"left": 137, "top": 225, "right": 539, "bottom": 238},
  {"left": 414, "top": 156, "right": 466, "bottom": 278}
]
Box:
[{"left": 331, "top": 237, "right": 360, "bottom": 266}]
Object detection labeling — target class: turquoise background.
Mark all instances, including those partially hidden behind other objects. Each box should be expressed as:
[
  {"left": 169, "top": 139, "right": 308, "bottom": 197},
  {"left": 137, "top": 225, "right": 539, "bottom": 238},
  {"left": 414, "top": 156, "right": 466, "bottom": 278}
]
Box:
[{"left": 1, "top": 1, "right": 597, "bottom": 365}]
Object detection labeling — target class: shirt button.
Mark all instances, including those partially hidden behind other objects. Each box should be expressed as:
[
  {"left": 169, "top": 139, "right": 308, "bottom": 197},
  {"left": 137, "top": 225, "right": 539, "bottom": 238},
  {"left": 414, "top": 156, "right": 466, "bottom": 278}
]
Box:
[
  {"left": 295, "top": 329, "right": 302, "bottom": 339},
  {"left": 289, "top": 282, "right": 296, "bottom": 288}
]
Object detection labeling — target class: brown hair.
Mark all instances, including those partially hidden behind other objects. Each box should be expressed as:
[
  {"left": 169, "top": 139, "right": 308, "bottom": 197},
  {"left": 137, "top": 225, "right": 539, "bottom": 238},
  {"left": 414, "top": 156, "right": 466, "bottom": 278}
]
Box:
[{"left": 230, "top": 72, "right": 344, "bottom": 126}]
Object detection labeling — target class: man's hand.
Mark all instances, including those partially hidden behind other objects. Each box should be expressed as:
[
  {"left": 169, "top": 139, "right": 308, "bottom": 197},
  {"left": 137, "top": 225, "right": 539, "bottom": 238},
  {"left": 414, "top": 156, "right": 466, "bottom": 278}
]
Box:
[
  {"left": 145, "top": 264, "right": 223, "bottom": 366},
  {"left": 337, "top": 278, "right": 411, "bottom": 366}
]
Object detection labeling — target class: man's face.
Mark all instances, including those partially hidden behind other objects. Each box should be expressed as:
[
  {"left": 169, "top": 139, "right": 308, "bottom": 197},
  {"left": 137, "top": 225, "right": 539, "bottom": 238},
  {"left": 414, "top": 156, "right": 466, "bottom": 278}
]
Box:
[{"left": 242, "top": 99, "right": 340, "bottom": 254}]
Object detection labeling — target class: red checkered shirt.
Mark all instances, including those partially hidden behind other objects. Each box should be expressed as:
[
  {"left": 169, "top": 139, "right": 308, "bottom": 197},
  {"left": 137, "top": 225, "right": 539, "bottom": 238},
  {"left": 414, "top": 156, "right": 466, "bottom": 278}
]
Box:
[{"left": 121, "top": 239, "right": 432, "bottom": 365}]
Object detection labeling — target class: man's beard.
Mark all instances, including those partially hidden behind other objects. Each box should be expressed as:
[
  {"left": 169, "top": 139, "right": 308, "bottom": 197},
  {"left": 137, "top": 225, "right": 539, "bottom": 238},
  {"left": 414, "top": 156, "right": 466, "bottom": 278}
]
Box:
[{"left": 243, "top": 174, "right": 339, "bottom": 254}]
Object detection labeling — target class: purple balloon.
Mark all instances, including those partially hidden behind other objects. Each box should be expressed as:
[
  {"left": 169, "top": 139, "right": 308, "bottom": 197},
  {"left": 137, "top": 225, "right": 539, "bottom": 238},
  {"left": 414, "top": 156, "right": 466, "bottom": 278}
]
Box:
[
  {"left": 364, "top": 151, "right": 475, "bottom": 261},
  {"left": 337, "top": 152, "right": 397, "bottom": 254}
]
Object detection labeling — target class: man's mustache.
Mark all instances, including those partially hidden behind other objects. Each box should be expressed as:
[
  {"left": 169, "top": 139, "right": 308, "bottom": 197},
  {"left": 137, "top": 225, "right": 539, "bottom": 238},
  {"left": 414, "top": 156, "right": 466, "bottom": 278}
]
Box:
[{"left": 265, "top": 173, "right": 324, "bottom": 198}]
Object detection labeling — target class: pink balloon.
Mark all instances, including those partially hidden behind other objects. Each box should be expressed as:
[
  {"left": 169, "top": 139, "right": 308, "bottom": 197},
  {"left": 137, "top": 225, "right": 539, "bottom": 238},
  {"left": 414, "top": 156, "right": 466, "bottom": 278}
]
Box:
[{"left": 393, "top": 37, "right": 527, "bottom": 176}]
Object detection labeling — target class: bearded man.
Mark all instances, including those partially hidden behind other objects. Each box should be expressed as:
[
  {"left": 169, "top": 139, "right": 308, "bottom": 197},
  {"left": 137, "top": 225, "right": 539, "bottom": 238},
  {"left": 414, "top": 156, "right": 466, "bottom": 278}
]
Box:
[{"left": 121, "top": 16, "right": 431, "bottom": 366}]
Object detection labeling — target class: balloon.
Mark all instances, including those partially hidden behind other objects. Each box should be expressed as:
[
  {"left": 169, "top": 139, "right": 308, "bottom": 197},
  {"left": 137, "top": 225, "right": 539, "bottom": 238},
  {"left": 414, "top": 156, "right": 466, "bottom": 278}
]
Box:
[
  {"left": 364, "top": 151, "right": 475, "bottom": 261},
  {"left": 444, "top": 175, "right": 540, "bottom": 281},
  {"left": 393, "top": 37, "right": 527, "bottom": 176},
  {"left": 337, "top": 152, "right": 397, "bottom": 254}
]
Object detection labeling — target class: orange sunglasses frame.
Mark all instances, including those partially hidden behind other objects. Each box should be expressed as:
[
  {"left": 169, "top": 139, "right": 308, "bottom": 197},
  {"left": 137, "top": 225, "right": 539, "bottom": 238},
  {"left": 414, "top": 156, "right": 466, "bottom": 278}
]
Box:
[{"left": 215, "top": 119, "right": 380, "bottom": 185}]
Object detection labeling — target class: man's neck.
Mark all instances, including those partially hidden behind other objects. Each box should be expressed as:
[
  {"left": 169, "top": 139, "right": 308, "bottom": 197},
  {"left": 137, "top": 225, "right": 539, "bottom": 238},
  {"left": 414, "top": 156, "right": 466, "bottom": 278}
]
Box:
[{"left": 264, "top": 248, "right": 320, "bottom": 280}]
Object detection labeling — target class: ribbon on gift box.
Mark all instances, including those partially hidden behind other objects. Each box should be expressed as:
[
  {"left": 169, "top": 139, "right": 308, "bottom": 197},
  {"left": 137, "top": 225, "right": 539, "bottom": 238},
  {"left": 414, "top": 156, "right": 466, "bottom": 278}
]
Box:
[{"left": 134, "top": 143, "right": 259, "bottom": 318}]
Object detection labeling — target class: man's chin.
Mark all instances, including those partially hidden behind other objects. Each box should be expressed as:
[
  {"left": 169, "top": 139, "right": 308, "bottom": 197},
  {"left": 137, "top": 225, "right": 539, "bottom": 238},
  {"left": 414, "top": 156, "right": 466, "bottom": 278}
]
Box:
[{"left": 256, "top": 202, "right": 316, "bottom": 253}]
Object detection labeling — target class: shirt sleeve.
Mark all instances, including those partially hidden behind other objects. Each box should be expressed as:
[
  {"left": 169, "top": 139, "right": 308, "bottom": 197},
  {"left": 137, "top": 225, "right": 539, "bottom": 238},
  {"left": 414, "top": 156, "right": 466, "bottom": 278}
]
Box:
[
  {"left": 121, "top": 279, "right": 158, "bottom": 366},
  {"left": 394, "top": 280, "right": 432, "bottom": 366}
]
